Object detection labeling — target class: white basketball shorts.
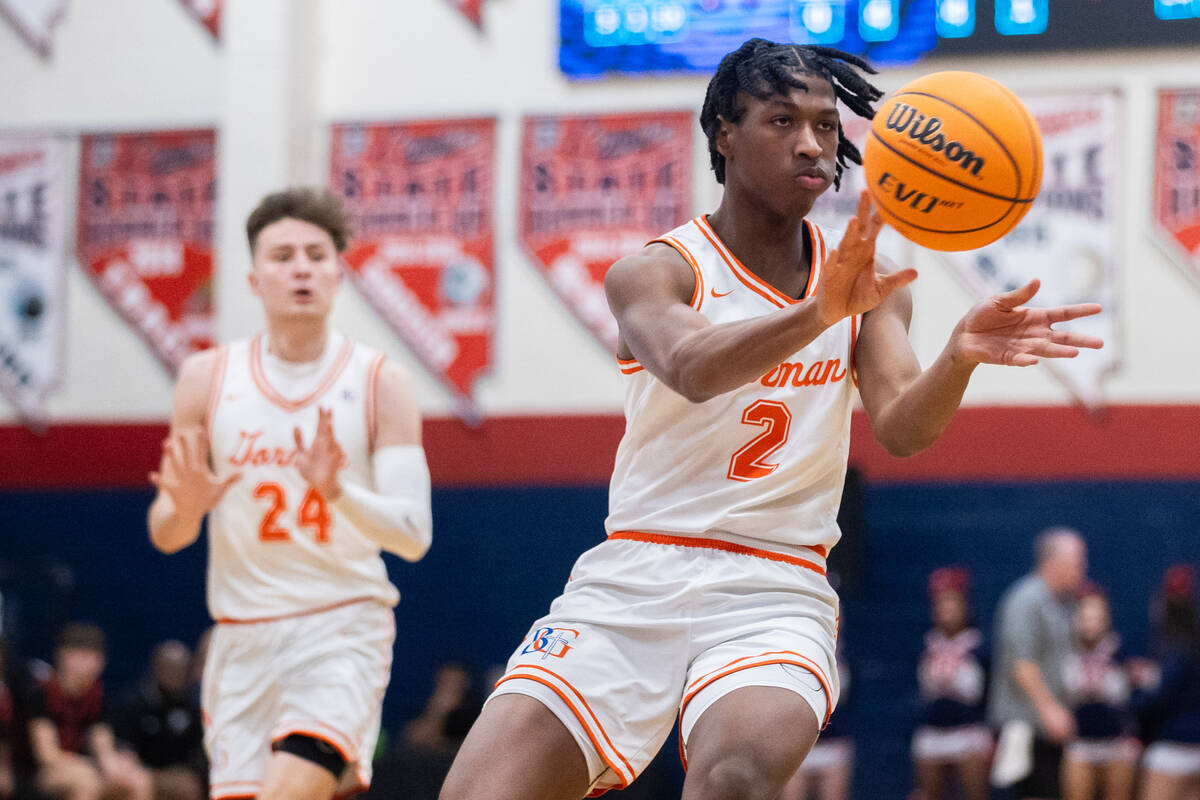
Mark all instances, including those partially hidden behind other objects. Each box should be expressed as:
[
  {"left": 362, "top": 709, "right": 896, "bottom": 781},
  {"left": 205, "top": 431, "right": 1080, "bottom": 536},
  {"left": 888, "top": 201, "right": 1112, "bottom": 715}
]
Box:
[
  {"left": 490, "top": 533, "right": 840, "bottom": 796},
  {"left": 1143, "top": 741, "right": 1200, "bottom": 777},
  {"left": 201, "top": 599, "right": 395, "bottom": 800},
  {"left": 912, "top": 723, "right": 994, "bottom": 762}
]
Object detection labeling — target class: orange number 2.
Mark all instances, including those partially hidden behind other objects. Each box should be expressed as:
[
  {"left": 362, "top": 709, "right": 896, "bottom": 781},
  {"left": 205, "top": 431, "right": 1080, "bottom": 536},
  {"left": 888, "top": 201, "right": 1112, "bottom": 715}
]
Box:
[
  {"left": 727, "top": 400, "right": 792, "bottom": 482},
  {"left": 254, "top": 482, "right": 332, "bottom": 544}
]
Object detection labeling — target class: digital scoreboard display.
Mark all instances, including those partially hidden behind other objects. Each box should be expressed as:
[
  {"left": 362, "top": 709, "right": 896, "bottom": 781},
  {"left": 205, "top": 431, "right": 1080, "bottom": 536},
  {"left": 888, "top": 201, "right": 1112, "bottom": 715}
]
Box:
[{"left": 559, "top": 0, "right": 1200, "bottom": 78}]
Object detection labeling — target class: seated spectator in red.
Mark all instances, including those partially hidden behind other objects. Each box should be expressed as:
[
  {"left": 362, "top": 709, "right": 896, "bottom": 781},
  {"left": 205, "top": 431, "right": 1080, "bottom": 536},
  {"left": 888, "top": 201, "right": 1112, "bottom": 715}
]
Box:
[
  {"left": 0, "top": 638, "right": 15, "bottom": 799},
  {"left": 115, "top": 641, "right": 205, "bottom": 800},
  {"left": 24, "top": 622, "right": 151, "bottom": 800},
  {"left": 912, "top": 566, "right": 992, "bottom": 800}
]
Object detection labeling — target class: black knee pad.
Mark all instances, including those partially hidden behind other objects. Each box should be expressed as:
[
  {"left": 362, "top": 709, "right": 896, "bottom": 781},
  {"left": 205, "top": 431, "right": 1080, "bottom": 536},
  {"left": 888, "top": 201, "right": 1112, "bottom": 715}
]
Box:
[{"left": 272, "top": 733, "right": 347, "bottom": 778}]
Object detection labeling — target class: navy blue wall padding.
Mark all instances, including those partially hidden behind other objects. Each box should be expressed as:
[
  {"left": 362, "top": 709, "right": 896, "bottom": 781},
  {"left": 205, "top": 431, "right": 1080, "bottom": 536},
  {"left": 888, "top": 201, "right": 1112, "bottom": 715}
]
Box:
[{"left": 1, "top": 479, "right": 1198, "bottom": 799}]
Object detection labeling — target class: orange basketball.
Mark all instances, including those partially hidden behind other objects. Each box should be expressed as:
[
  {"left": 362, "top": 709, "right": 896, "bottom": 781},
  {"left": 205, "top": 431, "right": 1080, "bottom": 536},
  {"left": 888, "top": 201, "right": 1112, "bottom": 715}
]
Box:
[{"left": 862, "top": 71, "right": 1043, "bottom": 252}]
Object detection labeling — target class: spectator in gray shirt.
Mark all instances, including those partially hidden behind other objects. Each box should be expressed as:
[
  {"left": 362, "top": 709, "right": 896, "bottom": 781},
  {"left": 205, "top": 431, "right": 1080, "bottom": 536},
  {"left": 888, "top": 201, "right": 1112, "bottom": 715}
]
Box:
[{"left": 988, "top": 527, "right": 1087, "bottom": 800}]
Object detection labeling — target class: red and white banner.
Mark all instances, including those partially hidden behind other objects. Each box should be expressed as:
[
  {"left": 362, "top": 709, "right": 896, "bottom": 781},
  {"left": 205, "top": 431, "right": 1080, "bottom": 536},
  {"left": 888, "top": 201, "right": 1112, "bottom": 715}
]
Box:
[
  {"left": 77, "top": 130, "right": 217, "bottom": 375},
  {"left": 808, "top": 111, "right": 914, "bottom": 267},
  {"left": 940, "top": 91, "right": 1121, "bottom": 409},
  {"left": 446, "top": 0, "right": 483, "bottom": 28},
  {"left": 330, "top": 119, "right": 495, "bottom": 423},
  {"left": 0, "top": 0, "right": 68, "bottom": 57},
  {"left": 177, "top": 0, "right": 220, "bottom": 39},
  {"left": 1153, "top": 88, "right": 1200, "bottom": 288},
  {"left": 519, "top": 111, "right": 692, "bottom": 351},
  {"left": 0, "top": 134, "right": 67, "bottom": 427}
]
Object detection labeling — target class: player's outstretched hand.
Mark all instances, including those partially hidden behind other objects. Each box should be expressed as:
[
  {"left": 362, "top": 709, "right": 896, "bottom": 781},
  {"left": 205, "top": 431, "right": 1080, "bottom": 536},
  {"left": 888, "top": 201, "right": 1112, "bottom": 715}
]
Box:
[
  {"left": 149, "top": 427, "right": 240, "bottom": 519},
  {"left": 294, "top": 406, "right": 345, "bottom": 500},
  {"left": 953, "top": 278, "right": 1103, "bottom": 367},
  {"left": 815, "top": 191, "right": 918, "bottom": 327}
]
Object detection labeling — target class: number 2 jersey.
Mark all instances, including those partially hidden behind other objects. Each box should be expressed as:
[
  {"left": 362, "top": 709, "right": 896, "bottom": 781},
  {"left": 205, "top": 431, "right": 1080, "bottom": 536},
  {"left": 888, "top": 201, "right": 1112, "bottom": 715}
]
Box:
[
  {"left": 605, "top": 215, "right": 859, "bottom": 555},
  {"left": 204, "top": 331, "right": 399, "bottom": 623}
]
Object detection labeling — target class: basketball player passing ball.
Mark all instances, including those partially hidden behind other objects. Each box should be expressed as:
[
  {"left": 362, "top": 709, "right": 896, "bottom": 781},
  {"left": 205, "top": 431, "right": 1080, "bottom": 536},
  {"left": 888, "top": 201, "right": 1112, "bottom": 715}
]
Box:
[
  {"left": 147, "top": 189, "right": 433, "bottom": 800},
  {"left": 439, "top": 39, "right": 1104, "bottom": 800}
]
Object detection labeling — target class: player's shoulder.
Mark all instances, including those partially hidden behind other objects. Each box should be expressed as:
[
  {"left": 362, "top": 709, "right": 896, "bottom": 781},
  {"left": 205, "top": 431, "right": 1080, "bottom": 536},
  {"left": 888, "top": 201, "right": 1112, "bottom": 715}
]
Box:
[
  {"left": 175, "top": 346, "right": 228, "bottom": 390},
  {"left": 604, "top": 241, "right": 696, "bottom": 305}
]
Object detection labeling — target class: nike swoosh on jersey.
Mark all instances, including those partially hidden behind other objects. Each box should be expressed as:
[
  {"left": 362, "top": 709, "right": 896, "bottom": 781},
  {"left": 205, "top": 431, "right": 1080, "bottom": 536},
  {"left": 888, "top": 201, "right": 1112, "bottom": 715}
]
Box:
[{"left": 710, "top": 287, "right": 734, "bottom": 298}]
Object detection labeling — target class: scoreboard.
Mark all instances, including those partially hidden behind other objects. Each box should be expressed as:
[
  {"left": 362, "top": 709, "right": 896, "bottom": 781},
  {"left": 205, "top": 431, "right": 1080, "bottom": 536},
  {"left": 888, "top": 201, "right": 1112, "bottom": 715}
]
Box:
[{"left": 559, "top": 0, "right": 1200, "bottom": 77}]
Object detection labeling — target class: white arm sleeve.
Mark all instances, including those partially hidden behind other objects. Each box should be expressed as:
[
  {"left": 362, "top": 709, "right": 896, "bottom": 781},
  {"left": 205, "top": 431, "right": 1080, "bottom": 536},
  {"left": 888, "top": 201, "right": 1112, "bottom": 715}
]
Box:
[{"left": 332, "top": 445, "right": 432, "bottom": 561}]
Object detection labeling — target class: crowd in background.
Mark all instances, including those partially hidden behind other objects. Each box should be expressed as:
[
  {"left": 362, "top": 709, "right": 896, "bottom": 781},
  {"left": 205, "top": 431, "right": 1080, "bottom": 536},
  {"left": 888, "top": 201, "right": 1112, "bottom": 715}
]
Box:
[{"left": 0, "top": 530, "right": 1197, "bottom": 800}]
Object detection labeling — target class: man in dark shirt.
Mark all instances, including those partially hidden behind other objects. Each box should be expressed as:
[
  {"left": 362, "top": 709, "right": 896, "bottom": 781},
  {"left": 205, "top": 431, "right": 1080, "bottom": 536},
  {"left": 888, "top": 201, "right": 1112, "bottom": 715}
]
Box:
[
  {"left": 23, "top": 623, "right": 151, "bottom": 800},
  {"left": 116, "top": 641, "right": 205, "bottom": 800}
]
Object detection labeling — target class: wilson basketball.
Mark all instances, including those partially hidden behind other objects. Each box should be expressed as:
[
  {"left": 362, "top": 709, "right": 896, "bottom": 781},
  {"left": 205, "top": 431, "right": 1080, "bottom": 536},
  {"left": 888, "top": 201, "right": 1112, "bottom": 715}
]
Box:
[{"left": 862, "top": 71, "right": 1043, "bottom": 252}]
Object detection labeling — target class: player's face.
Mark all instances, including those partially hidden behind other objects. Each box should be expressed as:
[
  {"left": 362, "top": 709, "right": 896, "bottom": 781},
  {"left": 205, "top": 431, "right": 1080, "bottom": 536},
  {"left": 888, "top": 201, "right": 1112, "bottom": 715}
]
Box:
[
  {"left": 1075, "top": 595, "right": 1110, "bottom": 644},
  {"left": 249, "top": 217, "right": 342, "bottom": 321},
  {"left": 932, "top": 592, "right": 968, "bottom": 633},
  {"left": 57, "top": 647, "right": 104, "bottom": 693},
  {"left": 723, "top": 75, "right": 840, "bottom": 218}
]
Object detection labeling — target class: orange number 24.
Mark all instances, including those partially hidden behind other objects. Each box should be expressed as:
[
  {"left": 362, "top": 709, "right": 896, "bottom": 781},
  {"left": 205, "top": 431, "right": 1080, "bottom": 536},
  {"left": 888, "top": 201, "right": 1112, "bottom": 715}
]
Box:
[
  {"left": 727, "top": 400, "right": 792, "bottom": 482},
  {"left": 253, "top": 482, "right": 332, "bottom": 544}
]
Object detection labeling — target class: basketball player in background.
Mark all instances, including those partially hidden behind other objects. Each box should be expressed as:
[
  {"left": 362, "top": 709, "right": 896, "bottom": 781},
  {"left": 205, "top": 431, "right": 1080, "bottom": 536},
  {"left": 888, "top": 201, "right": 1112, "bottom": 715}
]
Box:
[
  {"left": 440, "top": 39, "right": 1103, "bottom": 800},
  {"left": 147, "top": 188, "right": 432, "bottom": 800}
]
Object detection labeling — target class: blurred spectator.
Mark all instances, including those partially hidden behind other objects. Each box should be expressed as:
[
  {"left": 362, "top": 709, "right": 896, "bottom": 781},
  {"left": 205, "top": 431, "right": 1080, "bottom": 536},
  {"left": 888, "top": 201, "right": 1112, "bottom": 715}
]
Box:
[
  {"left": 911, "top": 566, "right": 991, "bottom": 800},
  {"left": 989, "top": 527, "right": 1087, "bottom": 800},
  {"left": 0, "top": 639, "right": 14, "bottom": 799},
  {"left": 19, "top": 622, "right": 152, "bottom": 800},
  {"left": 364, "top": 661, "right": 481, "bottom": 800},
  {"left": 115, "top": 641, "right": 205, "bottom": 800},
  {"left": 779, "top": 630, "right": 853, "bottom": 800},
  {"left": 1131, "top": 565, "right": 1200, "bottom": 800},
  {"left": 1060, "top": 584, "right": 1137, "bottom": 800}
]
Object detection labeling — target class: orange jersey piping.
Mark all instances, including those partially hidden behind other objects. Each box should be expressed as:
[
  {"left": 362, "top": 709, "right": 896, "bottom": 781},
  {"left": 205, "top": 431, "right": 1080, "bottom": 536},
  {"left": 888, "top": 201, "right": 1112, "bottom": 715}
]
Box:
[
  {"left": 694, "top": 216, "right": 821, "bottom": 308},
  {"left": 648, "top": 235, "right": 705, "bottom": 311},
  {"left": 204, "top": 345, "right": 229, "bottom": 431},
  {"left": 248, "top": 333, "right": 356, "bottom": 413},
  {"left": 364, "top": 352, "right": 385, "bottom": 451},
  {"left": 608, "top": 531, "right": 827, "bottom": 576}
]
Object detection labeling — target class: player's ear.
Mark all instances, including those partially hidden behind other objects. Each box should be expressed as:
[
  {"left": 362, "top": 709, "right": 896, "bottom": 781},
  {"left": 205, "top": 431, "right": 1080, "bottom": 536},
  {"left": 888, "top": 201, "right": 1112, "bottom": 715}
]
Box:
[
  {"left": 247, "top": 267, "right": 261, "bottom": 297},
  {"left": 715, "top": 114, "right": 735, "bottom": 160}
]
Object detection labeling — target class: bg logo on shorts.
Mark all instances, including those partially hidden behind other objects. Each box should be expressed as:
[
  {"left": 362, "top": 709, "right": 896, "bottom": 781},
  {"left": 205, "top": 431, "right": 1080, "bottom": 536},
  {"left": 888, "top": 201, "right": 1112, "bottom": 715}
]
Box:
[{"left": 520, "top": 626, "right": 579, "bottom": 659}]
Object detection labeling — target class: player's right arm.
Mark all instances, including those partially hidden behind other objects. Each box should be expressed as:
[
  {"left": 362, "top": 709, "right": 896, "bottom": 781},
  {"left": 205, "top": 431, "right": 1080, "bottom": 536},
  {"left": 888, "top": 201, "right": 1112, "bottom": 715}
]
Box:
[
  {"left": 605, "top": 199, "right": 915, "bottom": 403},
  {"left": 147, "top": 350, "right": 241, "bottom": 554}
]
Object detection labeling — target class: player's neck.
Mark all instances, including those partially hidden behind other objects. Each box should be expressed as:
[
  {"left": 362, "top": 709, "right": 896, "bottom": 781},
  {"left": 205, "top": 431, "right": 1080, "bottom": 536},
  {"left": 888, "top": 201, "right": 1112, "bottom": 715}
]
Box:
[
  {"left": 708, "top": 193, "right": 811, "bottom": 294},
  {"left": 264, "top": 320, "right": 330, "bottom": 363}
]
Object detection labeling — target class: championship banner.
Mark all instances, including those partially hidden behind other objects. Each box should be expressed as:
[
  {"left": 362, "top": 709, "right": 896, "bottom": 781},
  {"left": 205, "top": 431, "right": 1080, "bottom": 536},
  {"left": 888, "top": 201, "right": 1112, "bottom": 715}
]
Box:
[
  {"left": 446, "top": 0, "right": 483, "bottom": 28},
  {"left": 519, "top": 111, "right": 692, "bottom": 351},
  {"left": 808, "top": 111, "right": 914, "bottom": 267},
  {"left": 330, "top": 119, "right": 495, "bottom": 423},
  {"left": 1153, "top": 88, "right": 1200, "bottom": 287},
  {"left": 939, "top": 90, "right": 1121, "bottom": 409},
  {"left": 0, "top": 0, "right": 68, "bottom": 57},
  {"left": 0, "top": 134, "right": 67, "bottom": 427},
  {"left": 177, "top": 0, "right": 220, "bottom": 40},
  {"left": 77, "top": 130, "right": 217, "bottom": 375}
]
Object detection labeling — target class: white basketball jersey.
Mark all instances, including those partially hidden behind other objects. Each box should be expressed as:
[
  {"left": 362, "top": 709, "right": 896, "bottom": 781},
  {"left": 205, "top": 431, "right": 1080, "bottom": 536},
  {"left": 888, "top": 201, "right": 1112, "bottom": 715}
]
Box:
[
  {"left": 605, "top": 215, "right": 859, "bottom": 553},
  {"left": 204, "top": 331, "right": 399, "bottom": 622}
]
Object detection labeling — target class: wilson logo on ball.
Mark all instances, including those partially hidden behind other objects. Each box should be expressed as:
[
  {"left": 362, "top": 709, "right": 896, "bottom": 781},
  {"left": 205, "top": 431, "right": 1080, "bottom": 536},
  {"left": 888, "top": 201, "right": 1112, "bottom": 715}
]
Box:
[{"left": 884, "top": 103, "right": 986, "bottom": 177}]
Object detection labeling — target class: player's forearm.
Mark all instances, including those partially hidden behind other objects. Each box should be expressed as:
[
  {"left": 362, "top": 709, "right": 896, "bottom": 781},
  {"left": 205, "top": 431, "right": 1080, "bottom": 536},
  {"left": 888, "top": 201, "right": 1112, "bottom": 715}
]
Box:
[
  {"left": 868, "top": 342, "right": 977, "bottom": 457},
  {"left": 147, "top": 494, "right": 205, "bottom": 554},
  {"left": 332, "top": 446, "right": 432, "bottom": 562},
  {"left": 669, "top": 302, "right": 832, "bottom": 403}
]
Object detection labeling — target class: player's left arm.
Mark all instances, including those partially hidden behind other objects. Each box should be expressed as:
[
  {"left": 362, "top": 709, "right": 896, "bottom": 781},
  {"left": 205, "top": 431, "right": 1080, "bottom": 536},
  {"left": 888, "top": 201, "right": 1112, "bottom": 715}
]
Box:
[
  {"left": 294, "top": 361, "right": 432, "bottom": 562},
  {"left": 856, "top": 261, "right": 1103, "bottom": 458}
]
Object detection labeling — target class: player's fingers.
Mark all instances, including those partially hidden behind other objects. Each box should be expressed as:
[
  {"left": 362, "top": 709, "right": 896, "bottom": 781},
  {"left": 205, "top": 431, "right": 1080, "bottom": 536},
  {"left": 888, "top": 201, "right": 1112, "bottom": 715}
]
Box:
[
  {"left": 879, "top": 268, "right": 918, "bottom": 296},
  {"left": 1046, "top": 302, "right": 1102, "bottom": 323},
  {"left": 856, "top": 189, "right": 871, "bottom": 224},
  {"left": 1032, "top": 342, "right": 1081, "bottom": 359},
  {"left": 863, "top": 205, "right": 885, "bottom": 242},
  {"left": 191, "top": 427, "right": 209, "bottom": 466},
  {"left": 1051, "top": 330, "right": 1104, "bottom": 350},
  {"left": 164, "top": 439, "right": 184, "bottom": 474},
  {"left": 176, "top": 432, "right": 193, "bottom": 467},
  {"left": 293, "top": 426, "right": 306, "bottom": 452},
  {"left": 1010, "top": 353, "right": 1039, "bottom": 367},
  {"left": 148, "top": 471, "right": 162, "bottom": 487},
  {"left": 994, "top": 278, "right": 1040, "bottom": 310},
  {"left": 220, "top": 472, "right": 242, "bottom": 492}
]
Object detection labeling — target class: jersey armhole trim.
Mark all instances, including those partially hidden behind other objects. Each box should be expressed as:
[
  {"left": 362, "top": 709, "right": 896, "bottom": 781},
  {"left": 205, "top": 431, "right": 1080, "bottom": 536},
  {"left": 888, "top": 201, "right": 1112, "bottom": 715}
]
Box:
[
  {"left": 648, "top": 235, "right": 704, "bottom": 311},
  {"left": 204, "top": 345, "right": 230, "bottom": 431},
  {"left": 616, "top": 356, "right": 643, "bottom": 375},
  {"left": 364, "top": 353, "right": 386, "bottom": 452}
]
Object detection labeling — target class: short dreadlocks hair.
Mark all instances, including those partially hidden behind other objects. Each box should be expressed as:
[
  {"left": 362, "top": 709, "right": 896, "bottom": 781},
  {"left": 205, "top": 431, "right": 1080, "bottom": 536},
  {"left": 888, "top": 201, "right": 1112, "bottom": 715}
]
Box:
[{"left": 700, "top": 38, "right": 883, "bottom": 189}]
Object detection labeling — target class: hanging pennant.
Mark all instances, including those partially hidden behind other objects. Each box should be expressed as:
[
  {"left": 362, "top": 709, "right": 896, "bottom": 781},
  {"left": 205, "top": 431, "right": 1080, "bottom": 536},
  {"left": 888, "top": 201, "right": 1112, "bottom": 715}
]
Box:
[
  {"left": 0, "top": 134, "right": 67, "bottom": 428},
  {"left": 518, "top": 111, "right": 692, "bottom": 351},
  {"left": 1153, "top": 88, "right": 1200, "bottom": 288},
  {"left": 330, "top": 118, "right": 496, "bottom": 423},
  {"left": 177, "top": 0, "right": 220, "bottom": 39},
  {"left": 77, "top": 130, "right": 217, "bottom": 375},
  {"left": 0, "top": 0, "right": 68, "bottom": 57},
  {"left": 939, "top": 90, "right": 1121, "bottom": 409}
]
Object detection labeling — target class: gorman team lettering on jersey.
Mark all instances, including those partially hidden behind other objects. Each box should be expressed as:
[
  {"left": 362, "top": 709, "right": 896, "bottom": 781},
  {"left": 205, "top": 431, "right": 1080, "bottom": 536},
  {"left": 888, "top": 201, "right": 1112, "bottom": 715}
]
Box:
[
  {"left": 205, "top": 331, "right": 399, "bottom": 623},
  {"left": 605, "top": 216, "right": 860, "bottom": 555}
]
